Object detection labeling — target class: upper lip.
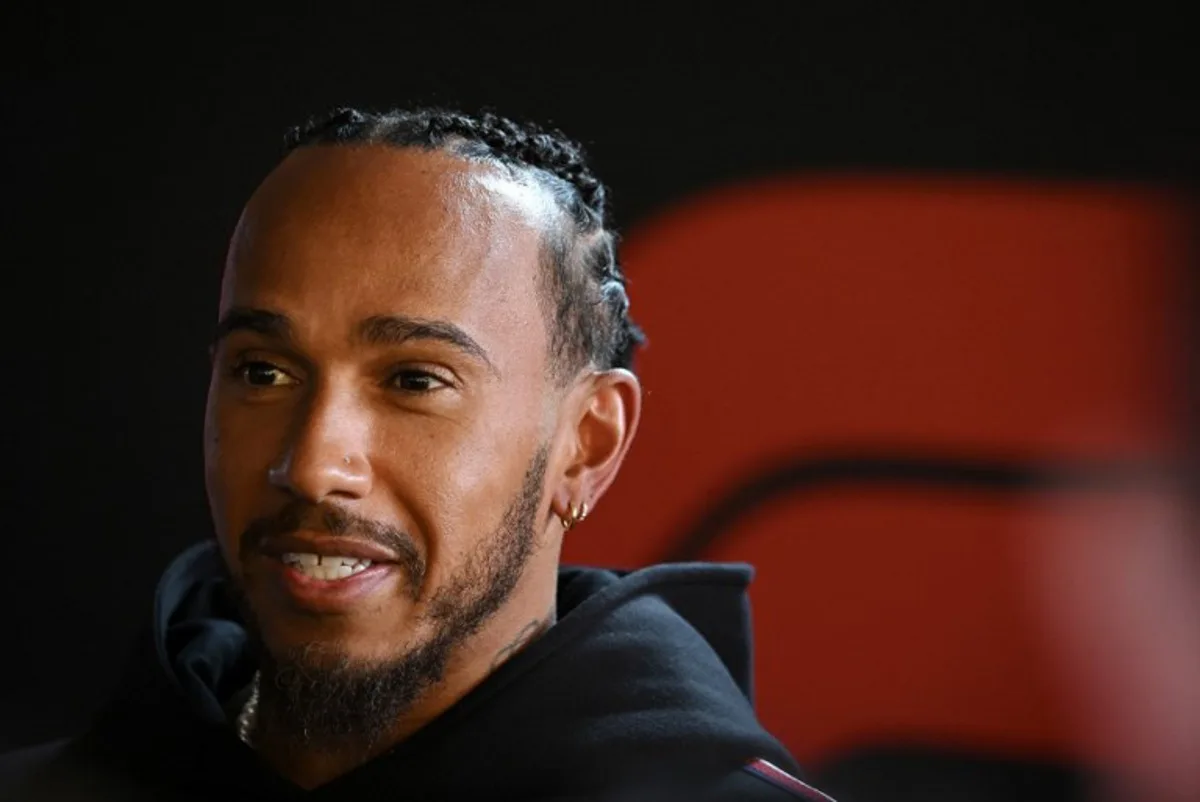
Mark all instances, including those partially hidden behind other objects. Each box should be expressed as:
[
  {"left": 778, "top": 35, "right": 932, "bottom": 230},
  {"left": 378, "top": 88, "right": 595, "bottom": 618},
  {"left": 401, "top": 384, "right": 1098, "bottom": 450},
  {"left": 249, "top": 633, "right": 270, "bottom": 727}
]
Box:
[{"left": 258, "top": 532, "right": 400, "bottom": 563}]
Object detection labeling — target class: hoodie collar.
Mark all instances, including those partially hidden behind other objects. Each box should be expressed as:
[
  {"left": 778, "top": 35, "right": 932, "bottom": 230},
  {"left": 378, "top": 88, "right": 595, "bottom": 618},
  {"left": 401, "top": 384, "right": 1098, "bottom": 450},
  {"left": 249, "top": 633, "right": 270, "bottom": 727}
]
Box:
[{"left": 134, "top": 540, "right": 791, "bottom": 798}]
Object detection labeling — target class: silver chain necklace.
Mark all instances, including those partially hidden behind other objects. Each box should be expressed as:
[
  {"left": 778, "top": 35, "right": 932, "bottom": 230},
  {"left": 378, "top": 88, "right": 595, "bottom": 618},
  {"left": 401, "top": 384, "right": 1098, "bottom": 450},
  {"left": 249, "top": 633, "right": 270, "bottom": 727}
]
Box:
[{"left": 235, "top": 671, "right": 261, "bottom": 747}]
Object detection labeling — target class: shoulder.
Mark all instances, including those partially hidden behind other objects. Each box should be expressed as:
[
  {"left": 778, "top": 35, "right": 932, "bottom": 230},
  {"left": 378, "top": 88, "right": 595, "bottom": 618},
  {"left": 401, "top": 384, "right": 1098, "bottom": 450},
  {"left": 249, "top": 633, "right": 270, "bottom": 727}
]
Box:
[
  {"left": 703, "top": 758, "right": 839, "bottom": 802},
  {"left": 0, "top": 738, "right": 72, "bottom": 798},
  {"left": 0, "top": 734, "right": 152, "bottom": 802}
]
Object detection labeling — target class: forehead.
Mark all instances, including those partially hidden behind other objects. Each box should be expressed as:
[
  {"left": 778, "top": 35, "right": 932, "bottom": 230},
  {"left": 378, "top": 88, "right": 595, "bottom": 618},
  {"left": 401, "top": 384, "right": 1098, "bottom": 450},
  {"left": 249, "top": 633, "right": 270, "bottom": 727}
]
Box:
[{"left": 223, "top": 145, "right": 555, "bottom": 364}]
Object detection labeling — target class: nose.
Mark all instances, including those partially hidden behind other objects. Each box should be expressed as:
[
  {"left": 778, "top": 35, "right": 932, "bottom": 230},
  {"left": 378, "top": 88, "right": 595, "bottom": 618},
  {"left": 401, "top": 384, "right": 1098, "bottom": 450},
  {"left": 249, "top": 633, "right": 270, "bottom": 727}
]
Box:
[{"left": 268, "top": 384, "right": 373, "bottom": 503}]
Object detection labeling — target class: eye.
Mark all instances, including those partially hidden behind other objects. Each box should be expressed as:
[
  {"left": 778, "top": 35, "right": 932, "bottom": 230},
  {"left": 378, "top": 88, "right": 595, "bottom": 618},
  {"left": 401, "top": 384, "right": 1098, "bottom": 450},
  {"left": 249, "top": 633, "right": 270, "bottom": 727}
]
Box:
[
  {"left": 389, "top": 368, "right": 451, "bottom": 394},
  {"left": 232, "top": 360, "right": 298, "bottom": 388}
]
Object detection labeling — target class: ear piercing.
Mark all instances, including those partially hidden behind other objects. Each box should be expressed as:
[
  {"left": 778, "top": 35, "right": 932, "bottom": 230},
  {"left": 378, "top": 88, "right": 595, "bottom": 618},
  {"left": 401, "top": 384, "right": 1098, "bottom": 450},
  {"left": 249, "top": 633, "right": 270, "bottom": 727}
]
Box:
[{"left": 560, "top": 501, "right": 589, "bottom": 532}]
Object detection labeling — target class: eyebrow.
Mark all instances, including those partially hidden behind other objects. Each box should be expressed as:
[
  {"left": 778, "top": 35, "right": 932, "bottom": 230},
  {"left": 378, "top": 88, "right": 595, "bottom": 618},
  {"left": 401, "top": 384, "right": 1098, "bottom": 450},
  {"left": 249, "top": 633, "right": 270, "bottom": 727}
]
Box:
[
  {"left": 357, "top": 314, "right": 497, "bottom": 375},
  {"left": 210, "top": 306, "right": 497, "bottom": 375},
  {"left": 211, "top": 307, "right": 293, "bottom": 351}
]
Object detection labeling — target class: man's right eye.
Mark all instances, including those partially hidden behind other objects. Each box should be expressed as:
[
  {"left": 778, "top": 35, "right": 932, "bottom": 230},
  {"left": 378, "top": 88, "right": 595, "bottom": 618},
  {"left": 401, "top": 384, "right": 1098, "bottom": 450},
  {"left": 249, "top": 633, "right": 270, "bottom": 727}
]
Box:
[{"left": 232, "top": 361, "right": 297, "bottom": 387}]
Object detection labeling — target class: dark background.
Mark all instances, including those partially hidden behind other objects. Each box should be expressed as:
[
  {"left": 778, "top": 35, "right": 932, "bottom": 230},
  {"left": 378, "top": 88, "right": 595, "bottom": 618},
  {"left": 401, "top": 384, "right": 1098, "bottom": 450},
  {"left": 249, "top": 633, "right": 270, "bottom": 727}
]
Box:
[{"left": 1, "top": 1, "right": 1193, "bottom": 768}]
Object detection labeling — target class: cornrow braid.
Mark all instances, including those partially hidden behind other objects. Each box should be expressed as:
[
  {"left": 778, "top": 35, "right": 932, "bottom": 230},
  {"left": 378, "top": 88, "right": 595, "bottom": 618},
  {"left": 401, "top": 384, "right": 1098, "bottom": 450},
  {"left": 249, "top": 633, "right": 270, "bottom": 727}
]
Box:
[{"left": 283, "top": 107, "right": 645, "bottom": 377}]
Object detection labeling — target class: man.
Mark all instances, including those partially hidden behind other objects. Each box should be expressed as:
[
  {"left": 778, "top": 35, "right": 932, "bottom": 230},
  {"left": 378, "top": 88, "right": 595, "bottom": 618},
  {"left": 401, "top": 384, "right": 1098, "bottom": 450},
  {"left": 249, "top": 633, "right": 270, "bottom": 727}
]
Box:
[{"left": 1, "top": 107, "right": 834, "bottom": 801}]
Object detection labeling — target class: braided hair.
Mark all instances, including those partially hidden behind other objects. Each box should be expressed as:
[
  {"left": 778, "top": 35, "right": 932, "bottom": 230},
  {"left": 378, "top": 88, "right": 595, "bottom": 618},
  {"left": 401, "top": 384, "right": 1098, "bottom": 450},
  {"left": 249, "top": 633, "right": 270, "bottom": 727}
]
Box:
[{"left": 283, "top": 107, "right": 645, "bottom": 379}]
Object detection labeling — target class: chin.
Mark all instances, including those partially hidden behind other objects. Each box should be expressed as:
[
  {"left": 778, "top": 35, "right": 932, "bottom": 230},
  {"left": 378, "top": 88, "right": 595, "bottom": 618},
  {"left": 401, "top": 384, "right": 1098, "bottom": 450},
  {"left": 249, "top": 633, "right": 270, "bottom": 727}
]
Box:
[{"left": 254, "top": 607, "right": 424, "bottom": 665}]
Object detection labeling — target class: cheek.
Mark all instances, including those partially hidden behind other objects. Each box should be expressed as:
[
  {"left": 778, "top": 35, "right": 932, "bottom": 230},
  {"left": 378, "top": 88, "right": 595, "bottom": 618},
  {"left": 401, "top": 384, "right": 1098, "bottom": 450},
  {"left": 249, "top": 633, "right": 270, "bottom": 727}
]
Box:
[
  {"left": 204, "top": 391, "right": 288, "bottom": 559},
  {"left": 377, "top": 404, "right": 539, "bottom": 570}
]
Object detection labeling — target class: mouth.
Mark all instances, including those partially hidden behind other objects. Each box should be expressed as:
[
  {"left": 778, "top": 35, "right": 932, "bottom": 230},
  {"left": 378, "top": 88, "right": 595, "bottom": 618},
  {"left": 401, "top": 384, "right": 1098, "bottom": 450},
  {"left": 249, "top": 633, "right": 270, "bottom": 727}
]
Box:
[
  {"left": 255, "top": 535, "right": 410, "bottom": 613},
  {"left": 280, "top": 552, "right": 377, "bottom": 581}
]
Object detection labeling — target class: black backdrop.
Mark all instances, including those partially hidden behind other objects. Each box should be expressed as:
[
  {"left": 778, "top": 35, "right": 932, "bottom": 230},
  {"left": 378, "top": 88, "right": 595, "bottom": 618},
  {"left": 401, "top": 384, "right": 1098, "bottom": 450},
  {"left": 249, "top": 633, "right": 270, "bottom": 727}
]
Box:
[{"left": 1, "top": 5, "right": 1193, "bottom": 752}]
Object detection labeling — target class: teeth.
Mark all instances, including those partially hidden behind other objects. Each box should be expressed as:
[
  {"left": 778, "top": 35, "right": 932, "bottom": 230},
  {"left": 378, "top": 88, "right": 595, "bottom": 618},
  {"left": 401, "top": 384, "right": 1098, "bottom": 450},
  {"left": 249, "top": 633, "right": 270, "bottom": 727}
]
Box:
[{"left": 280, "top": 552, "right": 373, "bottom": 581}]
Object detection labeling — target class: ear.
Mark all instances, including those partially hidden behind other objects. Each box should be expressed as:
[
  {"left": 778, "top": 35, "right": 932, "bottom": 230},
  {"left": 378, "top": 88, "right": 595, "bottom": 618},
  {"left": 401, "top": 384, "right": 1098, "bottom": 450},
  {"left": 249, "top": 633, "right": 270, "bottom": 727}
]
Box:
[{"left": 551, "top": 369, "right": 642, "bottom": 529}]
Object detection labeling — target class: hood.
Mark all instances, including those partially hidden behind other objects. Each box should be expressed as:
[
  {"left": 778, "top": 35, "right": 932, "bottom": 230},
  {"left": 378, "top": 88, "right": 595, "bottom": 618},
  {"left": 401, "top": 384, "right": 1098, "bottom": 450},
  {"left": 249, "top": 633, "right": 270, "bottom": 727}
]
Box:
[{"left": 90, "top": 540, "right": 798, "bottom": 799}]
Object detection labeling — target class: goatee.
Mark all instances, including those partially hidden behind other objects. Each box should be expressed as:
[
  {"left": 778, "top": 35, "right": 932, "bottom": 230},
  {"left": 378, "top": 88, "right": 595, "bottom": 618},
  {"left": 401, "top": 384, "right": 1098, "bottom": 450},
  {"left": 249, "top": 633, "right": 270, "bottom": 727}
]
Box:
[{"left": 237, "top": 445, "right": 548, "bottom": 753}]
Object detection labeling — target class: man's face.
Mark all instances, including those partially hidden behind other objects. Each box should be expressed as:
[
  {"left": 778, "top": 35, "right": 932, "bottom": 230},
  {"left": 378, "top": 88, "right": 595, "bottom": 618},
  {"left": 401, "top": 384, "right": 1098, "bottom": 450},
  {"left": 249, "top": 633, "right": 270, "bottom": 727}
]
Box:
[{"left": 204, "top": 146, "right": 561, "bottom": 683}]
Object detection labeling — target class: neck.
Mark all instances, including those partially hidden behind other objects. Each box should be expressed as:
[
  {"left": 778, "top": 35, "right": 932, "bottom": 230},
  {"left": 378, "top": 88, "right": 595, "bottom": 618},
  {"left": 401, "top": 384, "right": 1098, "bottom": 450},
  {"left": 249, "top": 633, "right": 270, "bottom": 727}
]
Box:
[{"left": 249, "top": 603, "right": 557, "bottom": 790}]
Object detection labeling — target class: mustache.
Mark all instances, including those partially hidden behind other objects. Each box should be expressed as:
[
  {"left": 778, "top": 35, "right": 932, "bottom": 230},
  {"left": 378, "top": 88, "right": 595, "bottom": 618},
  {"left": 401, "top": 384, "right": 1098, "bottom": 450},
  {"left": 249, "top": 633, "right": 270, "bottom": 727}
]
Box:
[{"left": 239, "top": 499, "right": 426, "bottom": 589}]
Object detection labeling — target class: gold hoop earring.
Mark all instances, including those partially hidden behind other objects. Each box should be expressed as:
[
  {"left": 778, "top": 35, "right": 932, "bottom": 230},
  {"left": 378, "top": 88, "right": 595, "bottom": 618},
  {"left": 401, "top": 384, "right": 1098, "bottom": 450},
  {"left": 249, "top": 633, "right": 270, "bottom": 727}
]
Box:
[{"left": 560, "top": 502, "right": 589, "bottom": 531}]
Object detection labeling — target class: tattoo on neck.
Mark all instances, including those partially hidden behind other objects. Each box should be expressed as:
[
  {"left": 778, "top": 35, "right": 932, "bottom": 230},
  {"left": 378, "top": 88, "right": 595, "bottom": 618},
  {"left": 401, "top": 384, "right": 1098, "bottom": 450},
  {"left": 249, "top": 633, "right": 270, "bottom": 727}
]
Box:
[{"left": 490, "top": 610, "right": 555, "bottom": 670}]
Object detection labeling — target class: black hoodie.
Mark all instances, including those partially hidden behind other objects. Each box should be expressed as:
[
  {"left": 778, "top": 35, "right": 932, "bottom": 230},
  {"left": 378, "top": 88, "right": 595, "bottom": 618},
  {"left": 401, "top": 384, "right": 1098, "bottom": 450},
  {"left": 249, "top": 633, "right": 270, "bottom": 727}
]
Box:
[{"left": 1, "top": 541, "right": 835, "bottom": 801}]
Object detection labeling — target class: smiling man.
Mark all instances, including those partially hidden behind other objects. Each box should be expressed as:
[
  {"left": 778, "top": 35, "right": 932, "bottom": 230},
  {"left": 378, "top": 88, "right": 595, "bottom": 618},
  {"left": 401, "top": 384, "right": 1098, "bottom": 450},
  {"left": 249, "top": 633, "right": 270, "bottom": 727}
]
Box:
[{"left": 1, "top": 108, "right": 831, "bottom": 801}]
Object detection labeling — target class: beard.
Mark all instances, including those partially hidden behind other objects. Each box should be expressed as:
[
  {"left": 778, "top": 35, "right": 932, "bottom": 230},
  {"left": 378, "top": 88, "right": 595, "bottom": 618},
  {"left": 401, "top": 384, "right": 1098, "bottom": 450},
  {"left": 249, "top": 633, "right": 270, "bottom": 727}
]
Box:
[{"left": 232, "top": 444, "right": 548, "bottom": 754}]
